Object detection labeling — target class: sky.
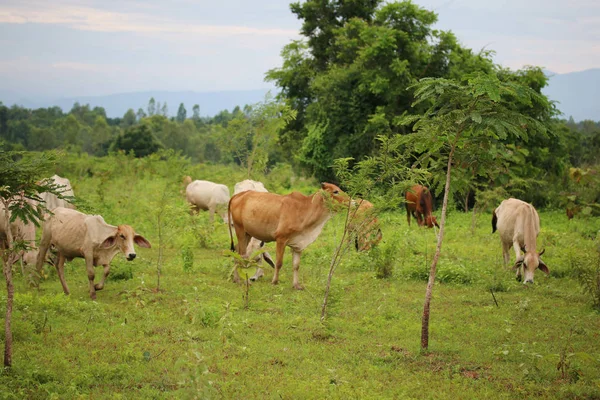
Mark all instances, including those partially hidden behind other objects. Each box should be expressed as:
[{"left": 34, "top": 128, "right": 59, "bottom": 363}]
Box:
[{"left": 0, "top": 0, "right": 598, "bottom": 101}]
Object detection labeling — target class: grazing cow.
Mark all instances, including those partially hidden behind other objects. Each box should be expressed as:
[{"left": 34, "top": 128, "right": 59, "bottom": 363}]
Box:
[
  {"left": 349, "top": 200, "right": 382, "bottom": 251},
  {"left": 185, "top": 180, "right": 230, "bottom": 223},
  {"left": 0, "top": 203, "right": 38, "bottom": 266},
  {"left": 40, "top": 175, "right": 76, "bottom": 211},
  {"left": 492, "top": 198, "right": 549, "bottom": 283},
  {"left": 228, "top": 183, "right": 348, "bottom": 290},
  {"left": 35, "top": 207, "right": 151, "bottom": 300},
  {"left": 232, "top": 179, "right": 275, "bottom": 282},
  {"left": 405, "top": 185, "right": 439, "bottom": 228}
]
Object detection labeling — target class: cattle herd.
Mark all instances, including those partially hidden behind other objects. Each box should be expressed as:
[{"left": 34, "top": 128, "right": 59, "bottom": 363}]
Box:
[{"left": 0, "top": 175, "right": 550, "bottom": 300}]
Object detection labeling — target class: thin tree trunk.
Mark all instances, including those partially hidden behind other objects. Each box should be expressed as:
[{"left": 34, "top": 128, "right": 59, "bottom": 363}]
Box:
[
  {"left": 2, "top": 206, "right": 14, "bottom": 367},
  {"left": 421, "top": 145, "right": 455, "bottom": 351},
  {"left": 156, "top": 214, "right": 162, "bottom": 292},
  {"left": 3, "top": 257, "right": 13, "bottom": 367},
  {"left": 321, "top": 200, "right": 355, "bottom": 322}
]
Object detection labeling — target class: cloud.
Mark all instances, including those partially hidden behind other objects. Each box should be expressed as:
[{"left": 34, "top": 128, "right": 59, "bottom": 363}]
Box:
[{"left": 0, "top": 1, "right": 299, "bottom": 37}]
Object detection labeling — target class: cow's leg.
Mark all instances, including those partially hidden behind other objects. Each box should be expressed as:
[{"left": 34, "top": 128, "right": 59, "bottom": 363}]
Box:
[
  {"left": 232, "top": 230, "right": 250, "bottom": 284},
  {"left": 512, "top": 240, "right": 524, "bottom": 281},
  {"left": 405, "top": 204, "right": 411, "bottom": 226},
  {"left": 416, "top": 211, "right": 424, "bottom": 227},
  {"left": 94, "top": 264, "right": 110, "bottom": 291},
  {"left": 292, "top": 250, "right": 303, "bottom": 290},
  {"left": 55, "top": 253, "right": 70, "bottom": 295},
  {"left": 501, "top": 241, "right": 511, "bottom": 266},
  {"left": 84, "top": 256, "right": 97, "bottom": 300},
  {"left": 272, "top": 239, "right": 286, "bottom": 285},
  {"left": 35, "top": 230, "right": 52, "bottom": 276}
]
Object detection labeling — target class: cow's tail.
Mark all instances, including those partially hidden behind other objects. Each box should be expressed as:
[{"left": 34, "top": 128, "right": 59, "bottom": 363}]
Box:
[
  {"left": 491, "top": 211, "right": 498, "bottom": 234},
  {"left": 228, "top": 200, "right": 235, "bottom": 252}
]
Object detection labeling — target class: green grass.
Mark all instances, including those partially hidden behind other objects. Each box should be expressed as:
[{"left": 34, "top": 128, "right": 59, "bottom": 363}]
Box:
[{"left": 1, "top": 155, "right": 600, "bottom": 399}]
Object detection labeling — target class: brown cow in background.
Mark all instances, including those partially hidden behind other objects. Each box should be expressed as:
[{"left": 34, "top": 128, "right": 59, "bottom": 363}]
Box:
[{"left": 405, "top": 185, "right": 439, "bottom": 228}]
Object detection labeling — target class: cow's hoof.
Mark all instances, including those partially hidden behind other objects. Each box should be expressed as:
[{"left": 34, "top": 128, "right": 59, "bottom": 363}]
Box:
[
  {"left": 293, "top": 285, "right": 304, "bottom": 290},
  {"left": 271, "top": 280, "right": 279, "bottom": 285},
  {"left": 90, "top": 293, "right": 97, "bottom": 301},
  {"left": 515, "top": 276, "right": 521, "bottom": 282},
  {"left": 94, "top": 283, "right": 104, "bottom": 290}
]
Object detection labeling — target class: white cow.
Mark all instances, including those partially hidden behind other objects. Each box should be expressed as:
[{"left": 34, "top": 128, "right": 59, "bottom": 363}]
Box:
[
  {"left": 35, "top": 207, "right": 151, "bottom": 300},
  {"left": 40, "top": 175, "right": 75, "bottom": 211},
  {"left": 232, "top": 180, "right": 275, "bottom": 282},
  {"left": 0, "top": 203, "right": 38, "bottom": 267},
  {"left": 492, "top": 198, "right": 549, "bottom": 283},
  {"left": 185, "top": 180, "right": 230, "bottom": 223}
]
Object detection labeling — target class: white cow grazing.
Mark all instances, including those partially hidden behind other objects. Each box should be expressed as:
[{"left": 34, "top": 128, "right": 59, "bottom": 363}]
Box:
[
  {"left": 185, "top": 180, "right": 230, "bottom": 223},
  {"left": 232, "top": 180, "right": 275, "bottom": 282},
  {"left": 0, "top": 203, "right": 38, "bottom": 266},
  {"left": 35, "top": 207, "right": 151, "bottom": 300},
  {"left": 492, "top": 198, "right": 549, "bottom": 283},
  {"left": 40, "top": 175, "right": 75, "bottom": 211}
]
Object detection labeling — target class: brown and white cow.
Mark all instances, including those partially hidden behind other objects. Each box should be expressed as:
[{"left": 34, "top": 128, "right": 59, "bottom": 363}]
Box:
[
  {"left": 185, "top": 180, "right": 230, "bottom": 223},
  {"left": 39, "top": 175, "right": 76, "bottom": 211},
  {"left": 405, "top": 185, "right": 439, "bottom": 228},
  {"left": 349, "top": 200, "right": 382, "bottom": 251},
  {"left": 492, "top": 198, "right": 549, "bottom": 283},
  {"left": 232, "top": 179, "right": 275, "bottom": 281},
  {"left": 228, "top": 182, "right": 348, "bottom": 290},
  {"left": 35, "top": 207, "right": 151, "bottom": 300},
  {"left": 0, "top": 202, "right": 38, "bottom": 266}
]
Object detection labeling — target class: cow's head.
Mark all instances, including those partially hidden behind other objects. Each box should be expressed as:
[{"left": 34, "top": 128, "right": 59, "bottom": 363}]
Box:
[
  {"left": 425, "top": 215, "right": 440, "bottom": 228},
  {"left": 101, "top": 225, "right": 151, "bottom": 261},
  {"left": 514, "top": 248, "right": 549, "bottom": 284},
  {"left": 320, "top": 182, "right": 349, "bottom": 207}
]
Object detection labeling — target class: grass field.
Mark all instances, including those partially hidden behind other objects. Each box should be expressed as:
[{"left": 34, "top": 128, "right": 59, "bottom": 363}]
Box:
[{"left": 1, "top": 155, "right": 600, "bottom": 399}]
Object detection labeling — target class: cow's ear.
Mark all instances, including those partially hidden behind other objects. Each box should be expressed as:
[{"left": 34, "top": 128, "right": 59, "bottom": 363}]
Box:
[
  {"left": 538, "top": 260, "right": 550, "bottom": 275},
  {"left": 375, "top": 228, "right": 383, "bottom": 242},
  {"left": 101, "top": 235, "right": 116, "bottom": 249},
  {"left": 134, "top": 235, "right": 151, "bottom": 248}
]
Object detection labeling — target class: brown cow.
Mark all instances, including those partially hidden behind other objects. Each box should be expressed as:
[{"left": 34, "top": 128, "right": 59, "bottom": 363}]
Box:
[
  {"left": 349, "top": 200, "right": 382, "bottom": 251},
  {"left": 35, "top": 207, "right": 151, "bottom": 300},
  {"left": 228, "top": 182, "right": 348, "bottom": 290},
  {"left": 405, "top": 185, "right": 439, "bottom": 228}
]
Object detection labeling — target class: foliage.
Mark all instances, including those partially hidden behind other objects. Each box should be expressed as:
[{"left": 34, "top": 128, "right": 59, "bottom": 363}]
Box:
[
  {"left": 218, "top": 95, "right": 297, "bottom": 178},
  {"left": 267, "top": 0, "right": 495, "bottom": 181},
  {"left": 110, "top": 124, "right": 162, "bottom": 158}
]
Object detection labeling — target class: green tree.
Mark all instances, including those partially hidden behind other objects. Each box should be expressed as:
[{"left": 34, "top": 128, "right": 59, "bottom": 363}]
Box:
[
  {"left": 161, "top": 103, "right": 169, "bottom": 117},
  {"left": 192, "top": 104, "right": 200, "bottom": 121},
  {"left": 111, "top": 123, "right": 162, "bottom": 157},
  {"left": 148, "top": 97, "right": 156, "bottom": 116},
  {"left": 0, "top": 150, "right": 65, "bottom": 367},
  {"left": 395, "top": 73, "right": 552, "bottom": 350},
  {"left": 121, "top": 109, "right": 137, "bottom": 129},
  {"left": 136, "top": 108, "right": 147, "bottom": 121},
  {"left": 220, "top": 96, "right": 296, "bottom": 178},
  {"left": 267, "top": 0, "right": 494, "bottom": 181},
  {"left": 176, "top": 103, "right": 187, "bottom": 123}
]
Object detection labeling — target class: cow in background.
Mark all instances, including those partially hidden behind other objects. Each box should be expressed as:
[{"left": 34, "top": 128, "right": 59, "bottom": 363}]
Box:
[
  {"left": 39, "top": 175, "right": 75, "bottom": 211},
  {"left": 0, "top": 202, "right": 38, "bottom": 267},
  {"left": 35, "top": 207, "right": 151, "bottom": 300},
  {"left": 405, "top": 185, "right": 439, "bottom": 228},
  {"left": 228, "top": 183, "right": 348, "bottom": 290},
  {"left": 232, "top": 179, "right": 275, "bottom": 282},
  {"left": 349, "top": 200, "right": 382, "bottom": 251},
  {"left": 185, "top": 180, "right": 230, "bottom": 223},
  {"left": 492, "top": 198, "right": 549, "bottom": 283}
]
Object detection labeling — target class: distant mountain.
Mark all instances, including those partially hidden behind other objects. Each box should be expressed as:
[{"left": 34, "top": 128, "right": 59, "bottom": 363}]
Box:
[
  {"left": 1, "top": 69, "right": 598, "bottom": 121},
  {"left": 0, "top": 89, "right": 274, "bottom": 118},
  {"left": 543, "top": 68, "right": 600, "bottom": 122}
]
